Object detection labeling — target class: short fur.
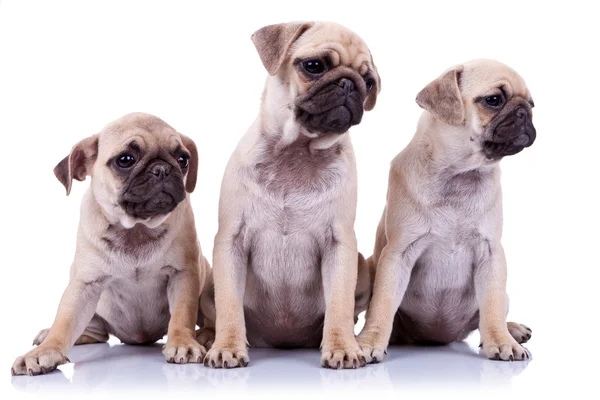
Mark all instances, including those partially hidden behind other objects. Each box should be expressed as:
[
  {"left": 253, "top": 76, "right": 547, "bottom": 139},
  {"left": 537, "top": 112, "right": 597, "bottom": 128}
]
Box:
[
  {"left": 12, "top": 113, "right": 210, "bottom": 376},
  {"left": 199, "top": 21, "right": 380, "bottom": 369},
  {"left": 357, "top": 59, "right": 534, "bottom": 363}
]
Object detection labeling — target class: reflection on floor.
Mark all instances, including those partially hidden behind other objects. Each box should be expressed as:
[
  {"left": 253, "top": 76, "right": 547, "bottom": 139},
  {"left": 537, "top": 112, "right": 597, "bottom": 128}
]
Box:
[{"left": 11, "top": 338, "right": 530, "bottom": 395}]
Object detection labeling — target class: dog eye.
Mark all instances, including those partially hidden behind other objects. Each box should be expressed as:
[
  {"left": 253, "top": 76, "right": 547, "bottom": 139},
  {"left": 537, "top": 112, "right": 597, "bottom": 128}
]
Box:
[
  {"left": 485, "top": 95, "right": 504, "bottom": 108},
  {"left": 365, "top": 77, "right": 375, "bottom": 92},
  {"left": 302, "top": 59, "right": 328, "bottom": 76},
  {"left": 177, "top": 156, "right": 189, "bottom": 169},
  {"left": 116, "top": 154, "right": 135, "bottom": 169}
]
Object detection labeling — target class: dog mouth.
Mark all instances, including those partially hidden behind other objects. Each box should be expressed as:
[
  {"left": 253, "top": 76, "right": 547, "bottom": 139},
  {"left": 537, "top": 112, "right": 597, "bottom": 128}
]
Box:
[
  {"left": 119, "top": 191, "right": 181, "bottom": 219},
  {"left": 294, "top": 77, "right": 365, "bottom": 134},
  {"left": 483, "top": 107, "right": 536, "bottom": 159},
  {"left": 483, "top": 135, "right": 532, "bottom": 159},
  {"left": 118, "top": 167, "right": 186, "bottom": 219}
]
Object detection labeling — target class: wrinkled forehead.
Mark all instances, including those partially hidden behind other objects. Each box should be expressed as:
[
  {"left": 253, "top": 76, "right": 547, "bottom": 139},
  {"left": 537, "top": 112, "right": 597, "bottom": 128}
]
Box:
[
  {"left": 461, "top": 60, "right": 531, "bottom": 100},
  {"left": 98, "top": 116, "right": 181, "bottom": 157},
  {"left": 292, "top": 23, "right": 373, "bottom": 75}
]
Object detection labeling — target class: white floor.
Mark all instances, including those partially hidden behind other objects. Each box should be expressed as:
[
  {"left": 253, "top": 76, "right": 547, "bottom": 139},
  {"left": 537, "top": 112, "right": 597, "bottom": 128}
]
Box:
[{"left": 8, "top": 336, "right": 533, "bottom": 399}]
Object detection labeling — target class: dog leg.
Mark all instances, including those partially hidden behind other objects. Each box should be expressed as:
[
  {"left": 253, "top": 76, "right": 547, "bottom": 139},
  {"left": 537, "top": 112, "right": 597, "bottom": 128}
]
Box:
[
  {"left": 507, "top": 322, "right": 532, "bottom": 344},
  {"left": 162, "top": 262, "right": 205, "bottom": 364},
  {"left": 12, "top": 277, "right": 106, "bottom": 376},
  {"left": 196, "top": 321, "right": 215, "bottom": 351},
  {"left": 32, "top": 313, "right": 109, "bottom": 346},
  {"left": 476, "top": 245, "right": 528, "bottom": 361},
  {"left": 357, "top": 228, "right": 429, "bottom": 363},
  {"left": 196, "top": 272, "right": 216, "bottom": 350},
  {"left": 203, "top": 227, "right": 249, "bottom": 368},
  {"left": 353, "top": 252, "right": 372, "bottom": 322},
  {"left": 320, "top": 229, "right": 366, "bottom": 369}
]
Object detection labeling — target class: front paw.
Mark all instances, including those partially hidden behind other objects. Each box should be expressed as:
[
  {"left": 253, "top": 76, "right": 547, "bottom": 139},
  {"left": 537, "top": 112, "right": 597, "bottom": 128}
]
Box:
[
  {"left": 481, "top": 332, "right": 529, "bottom": 361},
  {"left": 204, "top": 343, "right": 249, "bottom": 369},
  {"left": 12, "top": 345, "right": 69, "bottom": 376},
  {"left": 356, "top": 331, "right": 387, "bottom": 364},
  {"left": 162, "top": 334, "right": 206, "bottom": 364},
  {"left": 321, "top": 335, "right": 366, "bottom": 369}
]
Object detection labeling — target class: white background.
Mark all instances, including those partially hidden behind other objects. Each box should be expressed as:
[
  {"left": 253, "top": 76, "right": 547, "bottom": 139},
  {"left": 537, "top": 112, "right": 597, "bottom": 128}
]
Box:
[{"left": 1, "top": 0, "right": 599, "bottom": 399}]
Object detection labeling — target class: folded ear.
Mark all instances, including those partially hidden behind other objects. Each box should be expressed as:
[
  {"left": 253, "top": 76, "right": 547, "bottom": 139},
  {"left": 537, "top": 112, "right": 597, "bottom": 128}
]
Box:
[
  {"left": 416, "top": 65, "right": 465, "bottom": 125},
  {"left": 251, "top": 22, "right": 314, "bottom": 75},
  {"left": 54, "top": 135, "right": 98, "bottom": 195},
  {"left": 180, "top": 134, "right": 198, "bottom": 193},
  {"left": 364, "top": 52, "right": 381, "bottom": 111}
]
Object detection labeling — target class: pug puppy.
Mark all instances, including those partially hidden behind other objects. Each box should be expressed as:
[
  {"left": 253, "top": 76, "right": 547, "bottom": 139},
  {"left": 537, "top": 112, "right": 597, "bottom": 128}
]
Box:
[
  {"left": 357, "top": 59, "right": 535, "bottom": 363},
  {"left": 11, "top": 113, "right": 210, "bottom": 376},
  {"left": 199, "top": 22, "right": 380, "bottom": 369}
]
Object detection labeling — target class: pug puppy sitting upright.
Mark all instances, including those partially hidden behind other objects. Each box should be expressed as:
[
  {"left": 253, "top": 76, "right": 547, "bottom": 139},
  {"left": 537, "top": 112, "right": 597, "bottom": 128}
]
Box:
[
  {"left": 12, "top": 113, "right": 210, "bottom": 376},
  {"left": 199, "top": 22, "right": 380, "bottom": 369},
  {"left": 358, "top": 60, "right": 535, "bottom": 363}
]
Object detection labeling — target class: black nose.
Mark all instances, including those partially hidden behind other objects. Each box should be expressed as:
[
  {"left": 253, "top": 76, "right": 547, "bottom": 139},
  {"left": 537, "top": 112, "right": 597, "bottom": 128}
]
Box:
[
  {"left": 516, "top": 107, "right": 528, "bottom": 119},
  {"left": 338, "top": 78, "right": 355, "bottom": 94},
  {"left": 149, "top": 163, "right": 171, "bottom": 181}
]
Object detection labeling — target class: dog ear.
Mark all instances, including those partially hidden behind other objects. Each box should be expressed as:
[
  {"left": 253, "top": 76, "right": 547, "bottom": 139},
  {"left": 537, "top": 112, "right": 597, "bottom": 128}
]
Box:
[
  {"left": 364, "top": 52, "right": 381, "bottom": 111},
  {"left": 54, "top": 135, "right": 99, "bottom": 195},
  {"left": 180, "top": 134, "right": 198, "bottom": 193},
  {"left": 416, "top": 65, "right": 465, "bottom": 125},
  {"left": 251, "top": 22, "right": 314, "bottom": 75}
]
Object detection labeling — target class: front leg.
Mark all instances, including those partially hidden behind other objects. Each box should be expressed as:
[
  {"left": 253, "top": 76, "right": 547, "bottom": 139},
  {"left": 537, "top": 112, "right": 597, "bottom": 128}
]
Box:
[
  {"left": 476, "top": 243, "right": 528, "bottom": 361},
  {"left": 320, "top": 230, "right": 365, "bottom": 369},
  {"left": 203, "top": 232, "right": 248, "bottom": 368},
  {"left": 163, "top": 263, "right": 205, "bottom": 364},
  {"left": 357, "top": 232, "right": 428, "bottom": 363},
  {"left": 12, "top": 275, "right": 106, "bottom": 376}
]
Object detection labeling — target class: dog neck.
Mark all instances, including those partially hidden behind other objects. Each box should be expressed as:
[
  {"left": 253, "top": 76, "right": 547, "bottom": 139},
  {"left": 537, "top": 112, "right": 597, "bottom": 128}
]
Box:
[
  {"left": 259, "top": 75, "right": 348, "bottom": 154},
  {"left": 415, "top": 112, "right": 499, "bottom": 177}
]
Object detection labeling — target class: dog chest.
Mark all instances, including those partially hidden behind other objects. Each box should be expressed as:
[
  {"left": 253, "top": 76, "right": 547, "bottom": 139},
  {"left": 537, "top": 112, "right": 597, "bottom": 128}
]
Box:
[
  {"left": 101, "top": 223, "right": 172, "bottom": 267},
  {"left": 253, "top": 140, "right": 346, "bottom": 196}
]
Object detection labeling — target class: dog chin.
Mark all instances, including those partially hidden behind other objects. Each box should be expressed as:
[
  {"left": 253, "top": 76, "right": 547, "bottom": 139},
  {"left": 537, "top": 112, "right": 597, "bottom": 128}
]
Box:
[
  {"left": 295, "top": 108, "right": 354, "bottom": 135},
  {"left": 482, "top": 153, "right": 502, "bottom": 164},
  {"left": 119, "top": 213, "right": 171, "bottom": 229},
  {"left": 483, "top": 140, "right": 527, "bottom": 160},
  {"left": 299, "top": 127, "right": 319, "bottom": 139}
]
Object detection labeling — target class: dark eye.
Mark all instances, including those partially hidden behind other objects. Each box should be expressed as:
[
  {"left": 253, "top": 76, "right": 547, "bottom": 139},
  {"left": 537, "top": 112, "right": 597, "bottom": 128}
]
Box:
[
  {"left": 302, "top": 58, "right": 327, "bottom": 75},
  {"left": 485, "top": 95, "right": 504, "bottom": 108},
  {"left": 116, "top": 154, "right": 135, "bottom": 169},
  {"left": 365, "top": 77, "right": 375, "bottom": 92},
  {"left": 177, "top": 155, "right": 189, "bottom": 169}
]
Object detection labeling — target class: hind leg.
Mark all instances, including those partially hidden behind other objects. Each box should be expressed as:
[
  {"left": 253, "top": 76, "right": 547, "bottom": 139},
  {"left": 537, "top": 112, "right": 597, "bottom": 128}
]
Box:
[
  {"left": 354, "top": 253, "right": 373, "bottom": 324},
  {"left": 473, "top": 321, "right": 532, "bottom": 346},
  {"left": 508, "top": 322, "right": 532, "bottom": 344},
  {"left": 503, "top": 295, "right": 532, "bottom": 344},
  {"left": 33, "top": 314, "right": 109, "bottom": 346},
  {"left": 196, "top": 272, "right": 215, "bottom": 350},
  {"left": 196, "top": 320, "right": 215, "bottom": 350}
]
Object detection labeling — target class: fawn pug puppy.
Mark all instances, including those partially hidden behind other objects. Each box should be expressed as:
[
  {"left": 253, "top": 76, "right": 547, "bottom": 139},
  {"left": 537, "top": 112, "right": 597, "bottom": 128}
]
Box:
[
  {"left": 199, "top": 21, "right": 380, "bottom": 369},
  {"left": 358, "top": 59, "right": 535, "bottom": 363},
  {"left": 12, "top": 113, "right": 210, "bottom": 376}
]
